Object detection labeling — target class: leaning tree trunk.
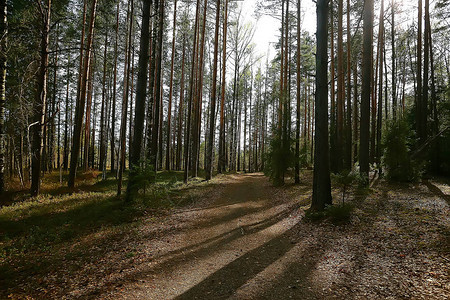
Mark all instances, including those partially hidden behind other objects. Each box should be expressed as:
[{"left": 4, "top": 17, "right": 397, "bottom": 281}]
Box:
[
  {"left": 31, "top": 0, "right": 51, "bottom": 196},
  {"left": 311, "top": 0, "right": 332, "bottom": 211},
  {"left": 68, "top": 0, "right": 97, "bottom": 189}
]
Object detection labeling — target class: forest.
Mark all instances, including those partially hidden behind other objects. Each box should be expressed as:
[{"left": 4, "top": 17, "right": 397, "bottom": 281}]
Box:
[{"left": 0, "top": 0, "right": 449, "bottom": 298}]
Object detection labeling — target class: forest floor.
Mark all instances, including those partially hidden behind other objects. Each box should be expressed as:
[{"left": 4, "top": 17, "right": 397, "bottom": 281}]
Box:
[{"left": 0, "top": 171, "right": 449, "bottom": 299}]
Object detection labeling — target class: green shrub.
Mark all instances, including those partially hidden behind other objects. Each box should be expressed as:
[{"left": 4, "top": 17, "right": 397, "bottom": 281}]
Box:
[
  {"left": 264, "top": 130, "right": 294, "bottom": 186},
  {"left": 304, "top": 203, "right": 354, "bottom": 225},
  {"left": 325, "top": 203, "right": 354, "bottom": 225},
  {"left": 383, "top": 119, "right": 422, "bottom": 182},
  {"left": 332, "top": 170, "right": 357, "bottom": 205}
]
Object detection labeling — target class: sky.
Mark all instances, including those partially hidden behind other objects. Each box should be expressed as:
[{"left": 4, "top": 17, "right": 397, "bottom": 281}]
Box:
[
  {"left": 241, "top": 0, "right": 317, "bottom": 63},
  {"left": 239, "top": 0, "right": 419, "bottom": 65}
]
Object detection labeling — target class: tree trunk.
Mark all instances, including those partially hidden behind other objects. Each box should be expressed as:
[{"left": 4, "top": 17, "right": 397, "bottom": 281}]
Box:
[
  {"left": 68, "top": 0, "right": 97, "bottom": 188},
  {"left": 359, "top": 0, "right": 373, "bottom": 182},
  {"left": 191, "top": 0, "right": 208, "bottom": 177},
  {"left": 176, "top": 35, "right": 186, "bottom": 171},
  {"left": 311, "top": 0, "right": 332, "bottom": 211},
  {"left": 99, "top": 31, "right": 108, "bottom": 172},
  {"left": 31, "top": 0, "right": 51, "bottom": 196},
  {"left": 422, "top": 0, "right": 429, "bottom": 142},
  {"left": 416, "top": 0, "right": 423, "bottom": 143},
  {"left": 337, "top": 0, "right": 344, "bottom": 172},
  {"left": 83, "top": 55, "right": 94, "bottom": 172},
  {"left": 63, "top": 53, "right": 70, "bottom": 171},
  {"left": 126, "top": 0, "right": 152, "bottom": 200},
  {"left": 110, "top": 0, "right": 120, "bottom": 174},
  {"left": 0, "top": 0, "right": 6, "bottom": 195},
  {"left": 345, "top": 0, "right": 352, "bottom": 170},
  {"left": 151, "top": 0, "right": 164, "bottom": 172},
  {"left": 206, "top": 0, "right": 221, "bottom": 180},
  {"left": 218, "top": 0, "right": 228, "bottom": 174},
  {"left": 117, "top": 0, "right": 134, "bottom": 196},
  {"left": 391, "top": 0, "right": 396, "bottom": 120},
  {"left": 376, "top": 0, "right": 384, "bottom": 171},
  {"left": 165, "top": 0, "right": 177, "bottom": 171}
]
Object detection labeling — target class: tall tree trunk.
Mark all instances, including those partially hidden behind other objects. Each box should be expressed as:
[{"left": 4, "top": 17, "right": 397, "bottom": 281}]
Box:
[
  {"left": 359, "top": 0, "right": 373, "bottom": 182},
  {"left": 151, "top": 0, "right": 164, "bottom": 172},
  {"left": 117, "top": 0, "right": 134, "bottom": 196},
  {"left": 336, "top": 0, "right": 344, "bottom": 171},
  {"left": 330, "top": 2, "right": 337, "bottom": 172},
  {"left": 126, "top": 0, "right": 152, "bottom": 200},
  {"left": 191, "top": 0, "right": 208, "bottom": 177},
  {"left": 31, "top": 0, "right": 51, "bottom": 196},
  {"left": 176, "top": 35, "right": 186, "bottom": 171},
  {"left": 427, "top": 15, "right": 439, "bottom": 173},
  {"left": 0, "top": 0, "right": 6, "bottom": 195},
  {"left": 206, "top": 0, "right": 220, "bottom": 180},
  {"left": 352, "top": 58, "right": 358, "bottom": 164},
  {"left": 416, "top": 0, "right": 423, "bottom": 143},
  {"left": 295, "top": 0, "right": 301, "bottom": 184},
  {"left": 376, "top": 0, "right": 384, "bottom": 171},
  {"left": 422, "top": 0, "right": 429, "bottom": 142},
  {"left": 83, "top": 55, "right": 94, "bottom": 172},
  {"left": 311, "top": 0, "right": 332, "bottom": 211},
  {"left": 68, "top": 0, "right": 97, "bottom": 188},
  {"left": 99, "top": 31, "right": 108, "bottom": 172},
  {"left": 218, "top": 0, "right": 228, "bottom": 173},
  {"left": 165, "top": 0, "right": 177, "bottom": 171},
  {"left": 110, "top": 0, "right": 120, "bottom": 174},
  {"left": 49, "top": 25, "right": 59, "bottom": 172},
  {"left": 391, "top": 0, "right": 396, "bottom": 120},
  {"left": 184, "top": 0, "right": 201, "bottom": 182},
  {"left": 345, "top": 0, "right": 352, "bottom": 169},
  {"left": 63, "top": 53, "right": 70, "bottom": 171}
]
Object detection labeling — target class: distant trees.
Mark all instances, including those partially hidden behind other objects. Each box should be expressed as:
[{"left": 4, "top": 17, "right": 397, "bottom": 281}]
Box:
[{"left": 0, "top": 0, "right": 449, "bottom": 199}]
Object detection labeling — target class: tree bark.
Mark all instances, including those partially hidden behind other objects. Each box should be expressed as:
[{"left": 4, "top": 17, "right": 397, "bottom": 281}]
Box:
[
  {"left": 0, "top": 0, "right": 6, "bottom": 195},
  {"left": 206, "top": 0, "right": 221, "bottom": 180},
  {"left": 126, "top": 0, "right": 152, "bottom": 200},
  {"left": 311, "top": 0, "right": 332, "bottom": 211},
  {"left": 68, "top": 0, "right": 97, "bottom": 189},
  {"left": 218, "top": 0, "right": 228, "bottom": 174},
  {"left": 110, "top": 0, "right": 120, "bottom": 174},
  {"left": 117, "top": 0, "right": 134, "bottom": 195},
  {"left": 165, "top": 0, "right": 177, "bottom": 171},
  {"left": 31, "top": 0, "right": 52, "bottom": 196},
  {"left": 359, "top": 0, "right": 373, "bottom": 182}
]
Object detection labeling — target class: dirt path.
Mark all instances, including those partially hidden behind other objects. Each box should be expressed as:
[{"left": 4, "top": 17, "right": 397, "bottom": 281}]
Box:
[
  {"left": 9, "top": 173, "right": 446, "bottom": 299},
  {"left": 98, "top": 173, "right": 309, "bottom": 299}
]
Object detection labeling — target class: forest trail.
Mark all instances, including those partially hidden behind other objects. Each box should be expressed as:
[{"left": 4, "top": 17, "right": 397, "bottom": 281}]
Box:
[
  {"left": 102, "top": 173, "right": 313, "bottom": 299},
  {"left": 2, "top": 173, "right": 448, "bottom": 299},
  {"left": 97, "top": 173, "right": 449, "bottom": 300}
]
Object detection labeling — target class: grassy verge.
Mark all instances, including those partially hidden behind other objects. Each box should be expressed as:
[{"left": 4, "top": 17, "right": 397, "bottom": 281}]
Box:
[{"left": 0, "top": 170, "right": 210, "bottom": 297}]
